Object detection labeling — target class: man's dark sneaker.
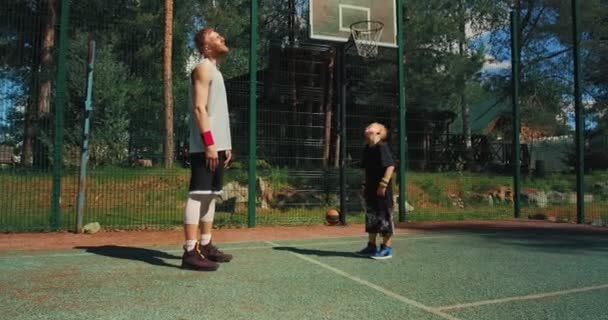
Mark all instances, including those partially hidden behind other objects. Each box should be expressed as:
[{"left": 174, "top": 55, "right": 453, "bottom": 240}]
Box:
[
  {"left": 199, "top": 241, "right": 233, "bottom": 262},
  {"left": 356, "top": 242, "right": 377, "bottom": 257},
  {"left": 181, "top": 245, "right": 219, "bottom": 271}
]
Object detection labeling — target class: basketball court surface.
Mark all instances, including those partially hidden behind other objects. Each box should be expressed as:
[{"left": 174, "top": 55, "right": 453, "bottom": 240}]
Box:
[{"left": 1, "top": 221, "right": 607, "bottom": 319}]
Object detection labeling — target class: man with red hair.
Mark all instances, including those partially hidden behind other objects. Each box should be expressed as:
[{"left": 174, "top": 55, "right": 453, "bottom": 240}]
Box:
[{"left": 181, "top": 28, "right": 233, "bottom": 271}]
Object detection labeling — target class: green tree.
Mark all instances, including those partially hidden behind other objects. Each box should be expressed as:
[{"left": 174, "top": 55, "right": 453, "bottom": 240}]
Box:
[
  {"left": 65, "top": 33, "right": 137, "bottom": 165},
  {"left": 554, "top": 0, "right": 607, "bottom": 134},
  {"left": 404, "top": 0, "right": 504, "bottom": 112},
  {"left": 66, "top": 0, "right": 198, "bottom": 166},
  {"left": 0, "top": 0, "right": 58, "bottom": 166},
  {"left": 483, "top": 0, "right": 604, "bottom": 135}
]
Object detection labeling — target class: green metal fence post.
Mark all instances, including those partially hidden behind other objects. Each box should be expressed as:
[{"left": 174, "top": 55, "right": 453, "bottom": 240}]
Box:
[
  {"left": 396, "top": 0, "right": 407, "bottom": 222},
  {"left": 571, "top": 0, "right": 585, "bottom": 224},
  {"left": 76, "top": 40, "right": 96, "bottom": 233},
  {"left": 50, "top": 0, "right": 71, "bottom": 230},
  {"left": 510, "top": 10, "right": 521, "bottom": 219},
  {"left": 248, "top": 0, "right": 258, "bottom": 227},
  {"left": 338, "top": 44, "right": 347, "bottom": 225}
]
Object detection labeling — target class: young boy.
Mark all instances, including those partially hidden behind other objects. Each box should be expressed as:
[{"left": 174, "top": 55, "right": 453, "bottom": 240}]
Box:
[{"left": 357, "top": 122, "right": 395, "bottom": 259}]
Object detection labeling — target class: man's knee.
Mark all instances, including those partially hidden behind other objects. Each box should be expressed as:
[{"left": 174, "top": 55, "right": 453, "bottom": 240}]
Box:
[
  {"left": 184, "top": 194, "right": 215, "bottom": 225},
  {"left": 200, "top": 196, "right": 217, "bottom": 223}
]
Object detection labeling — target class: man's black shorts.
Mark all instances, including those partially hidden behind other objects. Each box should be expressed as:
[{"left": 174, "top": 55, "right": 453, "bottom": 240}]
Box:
[{"left": 188, "top": 151, "right": 226, "bottom": 195}]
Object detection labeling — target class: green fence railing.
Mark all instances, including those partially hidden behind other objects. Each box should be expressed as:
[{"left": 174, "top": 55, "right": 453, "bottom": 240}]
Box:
[{"left": 1, "top": 0, "right": 606, "bottom": 232}]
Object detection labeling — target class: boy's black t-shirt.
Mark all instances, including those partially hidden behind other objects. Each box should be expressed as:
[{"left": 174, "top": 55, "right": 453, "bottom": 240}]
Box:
[{"left": 361, "top": 143, "right": 395, "bottom": 198}]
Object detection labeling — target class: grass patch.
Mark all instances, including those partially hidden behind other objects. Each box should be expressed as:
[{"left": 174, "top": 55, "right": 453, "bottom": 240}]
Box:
[
  {"left": 406, "top": 206, "right": 513, "bottom": 222},
  {"left": 1, "top": 167, "right": 606, "bottom": 231}
]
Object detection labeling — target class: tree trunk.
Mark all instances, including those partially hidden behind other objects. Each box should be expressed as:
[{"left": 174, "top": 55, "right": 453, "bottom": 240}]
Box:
[
  {"left": 323, "top": 50, "right": 335, "bottom": 168},
  {"left": 38, "top": 0, "right": 56, "bottom": 115},
  {"left": 334, "top": 134, "right": 340, "bottom": 168},
  {"left": 458, "top": 0, "right": 472, "bottom": 167},
  {"left": 288, "top": 0, "right": 299, "bottom": 165},
  {"left": 162, "top": 0, "right": 174, "bottom": 168},
  {"left": 22, "top": 0, "right": 56, "bottom": 166},
  {"left": 22, "top": 104, "right": 35, "bottom": 166},
  {"left": 305, "top": 59, "right": 315, "bottom": 166}
]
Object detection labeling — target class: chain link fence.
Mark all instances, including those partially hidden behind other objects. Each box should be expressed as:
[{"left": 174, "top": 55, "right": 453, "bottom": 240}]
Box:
[{"left": 1, "top": 0, "right": 606, "bottom": 231}]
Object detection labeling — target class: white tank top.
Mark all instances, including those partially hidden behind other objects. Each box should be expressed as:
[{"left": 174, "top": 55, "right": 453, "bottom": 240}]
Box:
[{"left": 189, "top": 59, "right": 232, "bottom": 153}]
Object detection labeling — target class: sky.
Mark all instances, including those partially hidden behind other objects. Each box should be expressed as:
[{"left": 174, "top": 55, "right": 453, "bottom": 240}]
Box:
[{"left": 0, "top": 77, "right": 23, "bottom": 127}]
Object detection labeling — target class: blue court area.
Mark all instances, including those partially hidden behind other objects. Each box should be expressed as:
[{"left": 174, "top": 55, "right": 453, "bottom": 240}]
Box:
[{"left": 1, "top": 229, "right": 607, "bottom": 319}]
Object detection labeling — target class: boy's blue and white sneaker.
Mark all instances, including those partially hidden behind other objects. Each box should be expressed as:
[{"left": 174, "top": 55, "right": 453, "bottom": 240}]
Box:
[
  {"left": 356, "top": 243, "right": 377, "bottom": 256},
  {"left": 371, "top": 244, "right": 392, "bottom": 260}
]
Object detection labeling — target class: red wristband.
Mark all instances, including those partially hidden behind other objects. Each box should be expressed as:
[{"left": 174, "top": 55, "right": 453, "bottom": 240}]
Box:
[{"left": 201, "top": 131, "right": 215, "bottom": 146}]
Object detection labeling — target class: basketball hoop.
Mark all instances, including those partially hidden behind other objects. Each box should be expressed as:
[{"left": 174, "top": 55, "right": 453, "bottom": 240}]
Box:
[{"left": 350, "top": 20, "right": 384, "bottom": 58}]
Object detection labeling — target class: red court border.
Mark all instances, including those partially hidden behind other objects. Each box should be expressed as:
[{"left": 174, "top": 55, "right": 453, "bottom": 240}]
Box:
[{"left": 1, "top": 220, "right": 606, "bottom": 252}]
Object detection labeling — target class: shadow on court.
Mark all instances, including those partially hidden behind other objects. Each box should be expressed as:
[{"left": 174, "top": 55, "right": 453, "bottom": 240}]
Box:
[
  {"left": 74, "top": 245, "right": 182, "bottom": 268},
  {"left": 399, "top": 221, "right": 608, "bottom": 254},
  {"left": 272, "top": 246, "right": 369, "bottom": 259},
  {"left": 477, "top": 230, "right": 608, "bottom": 254}
]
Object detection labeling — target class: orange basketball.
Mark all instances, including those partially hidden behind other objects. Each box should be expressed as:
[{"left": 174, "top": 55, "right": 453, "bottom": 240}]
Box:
[{"left": 325, "top": 209, "right": 340, "bottom": 225}]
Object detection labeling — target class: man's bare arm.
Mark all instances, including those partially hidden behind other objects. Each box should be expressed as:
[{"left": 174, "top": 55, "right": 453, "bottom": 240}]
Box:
[
  {"left": 191, "top": 62, "right": 213, "bottom": 136},
  {"left": 192, "top": 61, "right": 219, "bottom": 170}
]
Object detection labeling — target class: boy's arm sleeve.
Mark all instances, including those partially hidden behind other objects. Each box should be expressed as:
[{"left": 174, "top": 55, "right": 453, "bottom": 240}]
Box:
[
  {"left": 380, "top": 144, "right": 395, "bottom": 167},
  {"left": 360, "top": 148, "right": 366, "bottom": 168}
]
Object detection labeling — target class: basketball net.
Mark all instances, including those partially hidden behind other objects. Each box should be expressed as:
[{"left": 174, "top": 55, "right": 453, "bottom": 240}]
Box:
[{"left": 350, "top": 20, "right": 384, "bottom": 58}]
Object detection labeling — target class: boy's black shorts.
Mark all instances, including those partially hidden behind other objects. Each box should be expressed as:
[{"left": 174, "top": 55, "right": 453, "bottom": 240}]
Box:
[{"left": 364, "top": 191, "right": 394, "bottom": 237}]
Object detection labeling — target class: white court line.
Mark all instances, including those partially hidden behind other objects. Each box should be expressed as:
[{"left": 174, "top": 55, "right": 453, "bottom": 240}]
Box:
[
  {"left": 276, "top": 234, "right": 455, "bottom": 247},
  {"left": 266, "top": 240, "right": 460, "bottom": 320},
  {"left": 435, "top": 284, "right": 608, "bottom": 312},
  {"left": 0, "top": 235, "right": 455, "bottom": 260}
]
